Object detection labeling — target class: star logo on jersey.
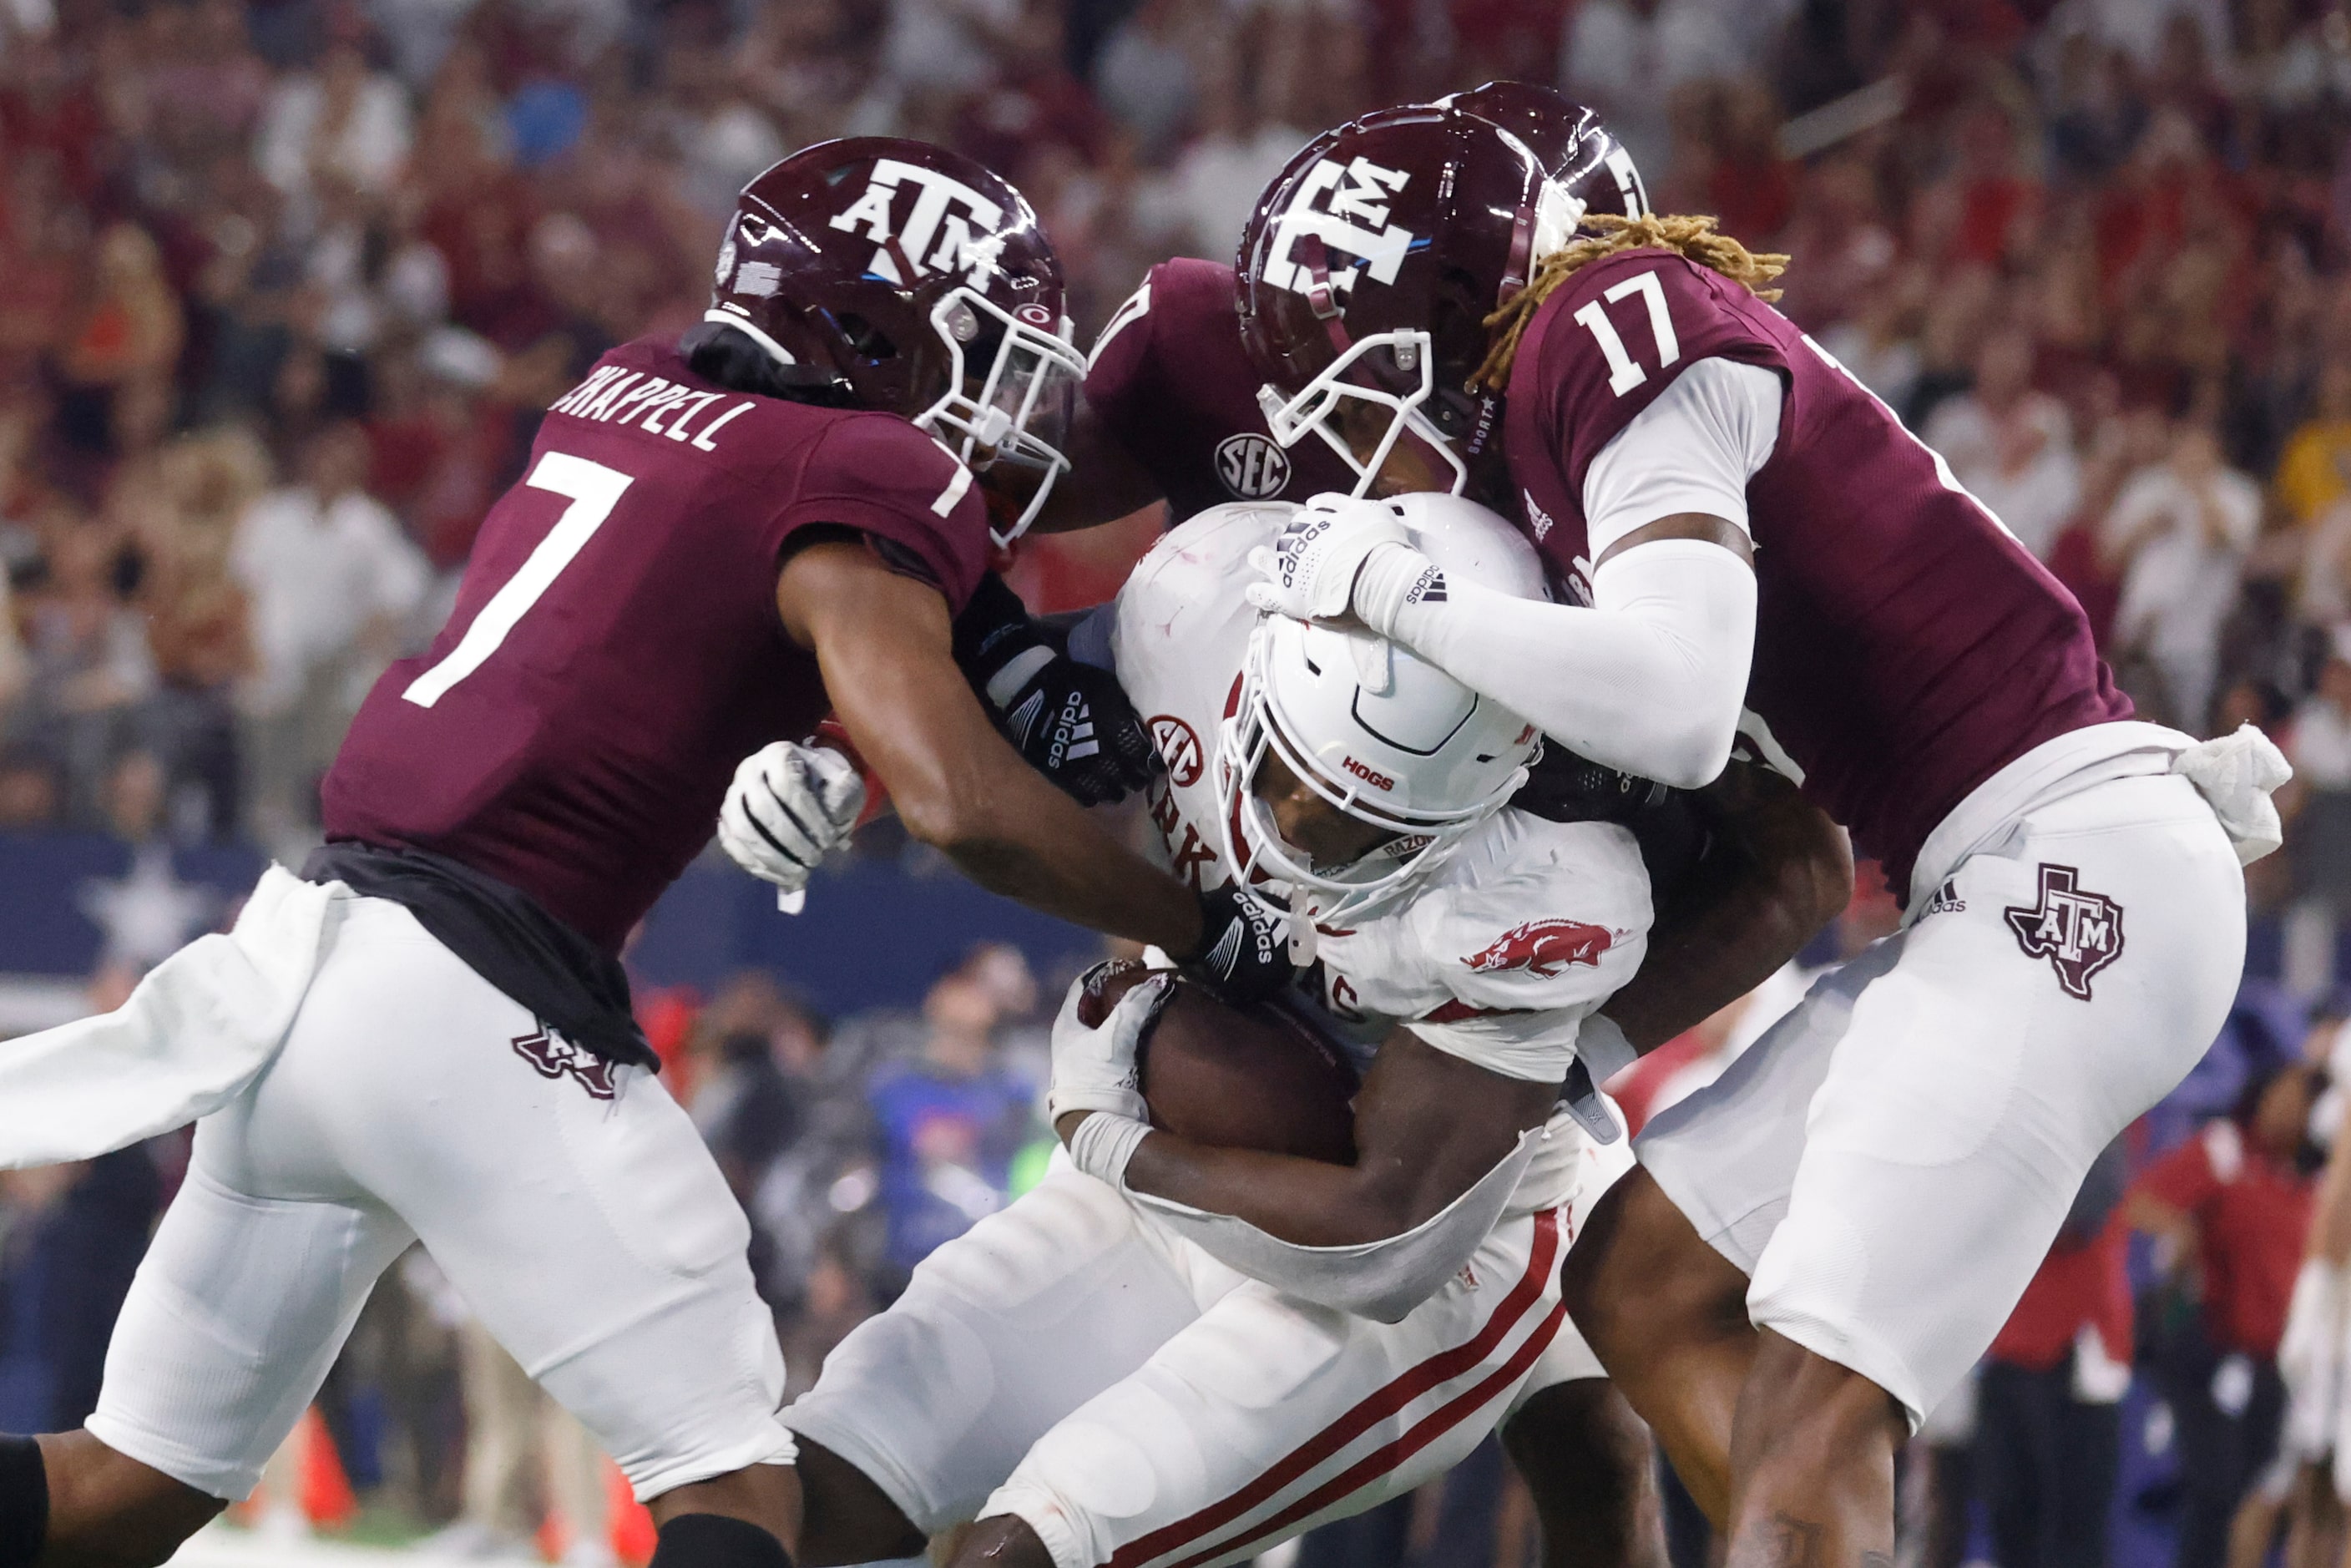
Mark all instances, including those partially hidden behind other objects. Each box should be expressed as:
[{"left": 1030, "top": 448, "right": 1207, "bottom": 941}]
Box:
[
  {"left": 512, "top": 1026, "right": 619, "bottom": 1100},
  {"left": 825, "top": 158, "right": 1008, "bottom": 287},
  {"left": 1215, "top": 433, "right": 1292, "bottom": 500},
  {"left": 1262, "top": 156, "right": 1415, "bottom": 299},
  {"left": 1463, "top": 919, "right": 1615, "bottom": 979},
  {"left": 2003, "top": 864, "right": 2123, "bottom": 1001},
  {"left": 1150, "top": 714, "right": 1204, "bottom": 787}
]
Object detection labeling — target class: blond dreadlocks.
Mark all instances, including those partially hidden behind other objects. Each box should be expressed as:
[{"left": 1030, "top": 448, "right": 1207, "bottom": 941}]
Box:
[{"left": 1474, "top": 214, "right": 1789, "bottom": 393}]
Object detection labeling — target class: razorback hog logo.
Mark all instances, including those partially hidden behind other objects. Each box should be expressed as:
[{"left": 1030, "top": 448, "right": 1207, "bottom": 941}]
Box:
[
  {"left": 512, "top": 1027, "right": 618, "bottom": 1100},
  {"left": 1342, "top": 756, "right": 1395, "bottom": 792},
  {"left": 1464, "top": 919, "right": 1614, "bottom": 979},
  {"left": 827, "top": 159, "right": 1007, "bottom": 286}
]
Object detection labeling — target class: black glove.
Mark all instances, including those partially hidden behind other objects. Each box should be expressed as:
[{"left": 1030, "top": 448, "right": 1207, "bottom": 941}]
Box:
[
  {"left": 953, "top": 574, "right": 1159, "bottom": 807},
  {"left": 1183, "top": 883, "right": 1296, "bottom": 1006},
  {"left": 1509, "top": 743, "right": 1672, "bottom": 826}
]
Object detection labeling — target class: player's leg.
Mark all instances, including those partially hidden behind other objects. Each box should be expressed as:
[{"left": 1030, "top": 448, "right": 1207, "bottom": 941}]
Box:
[
  {"left": 1721, "top": 773, "right": 2243, "bottom": 1568},
  {"left": 965, "top": 1201, "right": 1576, "bottom": 1568},
  {"left": 1504, "top": 1110, "right": 1666, "bottom": 1568},
  {"left": 25, "top": 911, "right": 432, "bottom": 1566},
  {"left": 184, "top": 896, "right": 801, "bottom": 1568},
  {"left": 1559, "top": 1169, "right": 1752, "bottom": 1525},
  {"left": 1569, "top": 948, "right": 1898, "bottom": 1527},
  {"left": 1501, "top": 1381, "right": 1664, "bottom": 1568},
  {"left": 781, "top": 1166, "right": 1221, "bottom": 1565}
]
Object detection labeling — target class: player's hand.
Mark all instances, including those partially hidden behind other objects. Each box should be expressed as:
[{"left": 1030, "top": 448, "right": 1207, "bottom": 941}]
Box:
[
  {"left": 1182, "top": 883, "right": 1296, "bottom": 1005},
  {"left": 953, "top": 574, "right": 1157, "bottom": 805},
  {"left": 997, "top": 653, "right": 1159, "bottom": 807},
  {"left": 1048, "top": 960, "right": 1167, "bottom": 1129},
  {"left": 717, "top": 741, "right": 865, "bottom": 898},
  {"left": 1245, "top": 493, "right": 1413, "bottom": 622}
]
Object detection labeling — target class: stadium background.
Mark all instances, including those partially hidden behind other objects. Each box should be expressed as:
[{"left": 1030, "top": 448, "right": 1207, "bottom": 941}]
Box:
[{"left": 3, "top": 0, "right": 2350, "bottom": 1565}]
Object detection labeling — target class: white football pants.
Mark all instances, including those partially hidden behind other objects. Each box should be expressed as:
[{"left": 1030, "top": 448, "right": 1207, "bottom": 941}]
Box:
[
  {"left": 1639, "top": 769, "right": 2244, "bottom": 1424},
  {"left": 786, "top": 1120, "right": 1631, "bottom": 1568},
  {"left": 87, "top": 896, "right": 796, "bottom": 1500}
]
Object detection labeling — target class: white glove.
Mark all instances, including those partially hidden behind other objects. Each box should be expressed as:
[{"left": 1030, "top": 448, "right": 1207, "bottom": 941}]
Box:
[
  {"left": 717, "top": 741, "right": 865, "bottom": 907},
  {"left": 1047, "top": 964, "right": 1169, "bottom": 1126},
  {"left": 1245, "top": 493, "right": 1415, "bottom": 622}
]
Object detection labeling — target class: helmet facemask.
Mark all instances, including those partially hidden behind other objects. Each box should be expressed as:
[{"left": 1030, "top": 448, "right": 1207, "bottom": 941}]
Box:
[
  {"left": 917, "top": 289, "right": 1086, "bottom": 547},
  {"left": 1214, "top": 616, "right": 1530, "bottom": 938},
  {"left": 1255, "top": 331, "right": 1469, "bottom": 501}
]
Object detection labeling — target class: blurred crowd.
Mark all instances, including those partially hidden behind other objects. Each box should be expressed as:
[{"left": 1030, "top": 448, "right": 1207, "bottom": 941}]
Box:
[{"left": 10, "top": 0, "right": 2351, "bottom": 1563}]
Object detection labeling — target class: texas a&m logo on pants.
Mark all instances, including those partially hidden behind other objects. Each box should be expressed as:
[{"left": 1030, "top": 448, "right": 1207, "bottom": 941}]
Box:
[
  {"left": 513, "top": 1026, "right": 619, "bottom": 1100},
  {"left": 2003, "top": 863, "right": 2124, "bottom": 1001}
]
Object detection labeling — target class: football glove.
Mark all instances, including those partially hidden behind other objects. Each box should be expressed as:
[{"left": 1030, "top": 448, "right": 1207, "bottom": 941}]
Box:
[
  {"left": 1244, "top": 493, "right": 1415, "bottom": 624},
  {"left": 1047, "top": 960, "right": 1168, "bottom": 1127},
  {"left": 1183, "top": 883, "right": 1296, "bottom": 1006},
  {"left": 717, "top": 740, "right": 865, "bottom": 907},
  {"left": 953, "top": 574, "right": 1158, "bottom": 806}
]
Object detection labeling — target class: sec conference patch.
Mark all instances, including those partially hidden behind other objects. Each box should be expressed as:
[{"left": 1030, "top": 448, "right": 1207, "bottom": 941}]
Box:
[
  {"left": 1215, "top": 433, "right": 1291, "bottom": 499},
  {"left": 2003, "top": 864, "right": 2123, "bottom": 1001}
]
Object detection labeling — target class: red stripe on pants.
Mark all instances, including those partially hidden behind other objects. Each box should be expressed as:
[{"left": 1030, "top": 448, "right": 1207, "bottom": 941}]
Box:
[
  {"left": 1162, "top": 1297, "right": 1573, "bottom": 1568},
  {"left": 1105, "top": 1206, "right": 1564, "bottom": 1568}
]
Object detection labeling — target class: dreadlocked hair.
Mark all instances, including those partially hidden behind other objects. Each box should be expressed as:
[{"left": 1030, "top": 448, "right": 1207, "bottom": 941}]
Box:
[{"left": 1473, "top": 213, "right": 1789, "bottom": 393}]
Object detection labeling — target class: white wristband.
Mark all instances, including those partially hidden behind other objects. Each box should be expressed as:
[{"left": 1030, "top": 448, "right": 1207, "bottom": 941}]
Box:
[{"left": 1068, "top": 1111, "right": 1154, "bottom": 1188}]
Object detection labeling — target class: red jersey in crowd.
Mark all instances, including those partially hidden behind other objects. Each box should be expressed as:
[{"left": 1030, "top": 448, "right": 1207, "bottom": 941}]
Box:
[
  {"left": 2133, "top": 1118, "right": 2316, "bottom": 1360},
  {"left": 1989, "top": 1223, "right": 2133, "bottom": 1373},
  {"left": 325, "top": 333, "right": 993, "bottom": 952}
]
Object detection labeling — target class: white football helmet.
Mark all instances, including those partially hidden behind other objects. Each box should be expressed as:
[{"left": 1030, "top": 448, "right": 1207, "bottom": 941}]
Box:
[{"left": 1216, "top": 493, "right": 1546, "bottom": 932}]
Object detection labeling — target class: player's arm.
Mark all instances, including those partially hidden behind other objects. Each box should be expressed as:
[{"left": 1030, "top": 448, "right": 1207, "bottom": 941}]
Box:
[
  {"left": 1027, "top": 394, "right": 1165, "bottom": 534},
  {"left": 1595, "top": 757, "right": 1850, "bottom": 1054},
  {"left": 1029, "top": 269, "right": 1169, "bottom": 534},
  {"left": 1253, "top": 359, "right": 1774, "bottom": 790},
  {"left": 1052, "top": 994, "right": 1558, "bottom": 1321},
  {"left": 1110, "top": 1027, "right": 1555, "bottom": 1247},
  {"left": 776, "top": 538, "right": 1203, "bottom": 953}
]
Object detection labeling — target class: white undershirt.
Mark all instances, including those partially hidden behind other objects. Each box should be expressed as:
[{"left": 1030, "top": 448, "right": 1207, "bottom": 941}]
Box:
[{"left": 1579, "top": 356, "right": 1782, "bottom": 559}]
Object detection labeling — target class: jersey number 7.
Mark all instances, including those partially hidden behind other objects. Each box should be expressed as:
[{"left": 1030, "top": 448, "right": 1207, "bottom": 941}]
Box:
[{"left": 402, "top": 452, "right": 634, "bottom": 709}]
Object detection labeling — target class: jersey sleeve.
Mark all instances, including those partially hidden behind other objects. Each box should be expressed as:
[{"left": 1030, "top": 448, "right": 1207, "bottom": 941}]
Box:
[
  {"left": 1083, "top": 266, "right": 1170, "bottom": 455},
  {"left": 1580, "top": 357, "right": 1782, "bottom": 558},
  {"left": 771, "top": 414, "right": 992, "bottom": 613},
  {"left": 1323, "top": 818, "right": 1651, "bottom": 1083},
  {"left": 1526, "top": 250, "right": 1792, "bottom": 526}
]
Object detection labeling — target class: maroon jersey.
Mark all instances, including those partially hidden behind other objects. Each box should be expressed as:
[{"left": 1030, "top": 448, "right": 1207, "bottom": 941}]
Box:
[
  {"left": 324, "top": 334, "right": 992, "bottom": 951},
  {"left": 1086, "top": 259, "right": 1359, "bottom": 521},
  {"left": 1504, "top": 248, "right": 2131, "bottom": 891}
]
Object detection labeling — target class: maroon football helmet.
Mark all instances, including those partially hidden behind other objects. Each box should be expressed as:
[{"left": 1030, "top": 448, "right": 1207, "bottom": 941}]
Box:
[
  {"left": 1234, "top": 103, "right": 1625, "bottom": 499},
  {"left": 708, "top": 138, "right": 1085, "bottom": 544},
  {"left": 1435, "top": 82, "right": 1649, "bottom": 220}
]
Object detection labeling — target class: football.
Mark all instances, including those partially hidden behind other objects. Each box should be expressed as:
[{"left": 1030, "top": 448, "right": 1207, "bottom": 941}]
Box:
[{"left": 1077, "top": 960, "right": 1359, "bottom": 1166}]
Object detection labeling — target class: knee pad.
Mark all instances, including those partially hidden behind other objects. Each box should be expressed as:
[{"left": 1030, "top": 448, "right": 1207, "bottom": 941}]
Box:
[
  {"left": 648, "top": 1514, "right": 794, "bottom": 1568},
  {"left": 0, "top": 1436, "right": 47, "bottom": 1568}
]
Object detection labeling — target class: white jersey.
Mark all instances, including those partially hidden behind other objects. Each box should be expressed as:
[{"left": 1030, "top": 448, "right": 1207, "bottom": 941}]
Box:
[{"left": 1111, "top": 502, "right": 1652, "bottom": 1087}]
